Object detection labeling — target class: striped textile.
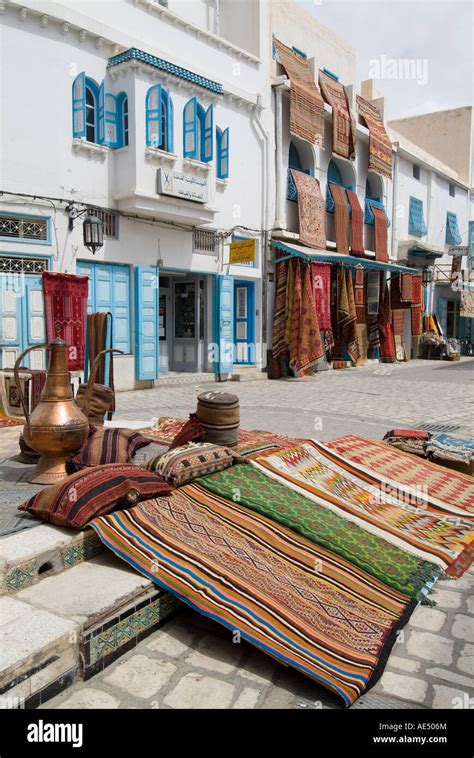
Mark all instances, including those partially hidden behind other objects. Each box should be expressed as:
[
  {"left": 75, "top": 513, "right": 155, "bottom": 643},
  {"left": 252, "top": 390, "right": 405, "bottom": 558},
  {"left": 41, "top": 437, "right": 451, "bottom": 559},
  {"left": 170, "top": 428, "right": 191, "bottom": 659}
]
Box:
[
  {"left": 328, "top": 183, "right": 350, "bottom": 254},
  {"left": 147, "top": 442, "right": 235, "bottom": 485},
  {"left": 252, "top": 440, "right": 473, "bottom": 577},
  {"left": 273, "top": 38, "right": 325, "bottom": 147},
  {"left": 356, "top": 95, "right": 392, "bottom": 179},
  {"left": 289, "top": 258, "right": 323, "bottom": 376},
  {"left": 67, "top": 427, "right": 150, "bottom": 472},
  {"left": 319, "top": 70, "right": 356, "bottom": 159},
  {"left": 197, "top": 465, "right": 441, "bottom": 599},
  {"left": 372, "top": 207, "right": 389, "bottom": 263},
  {"left": 354, "top": 266, "right": 365, "bottom": 323},
  {"left": 326, "top": 435, "right": 474, "bottom": 513},
  {"left": 411, "top": 275, "right": 423, "bottom": 336},
  {"left": 91, "top": 486, "right": 416, "bottom": 706},
  {"left": 271, "top": 256, "right": 289, "bottom": 361},
  {"left": 346, "top": 190, "right": 365, "bottom": 256}
]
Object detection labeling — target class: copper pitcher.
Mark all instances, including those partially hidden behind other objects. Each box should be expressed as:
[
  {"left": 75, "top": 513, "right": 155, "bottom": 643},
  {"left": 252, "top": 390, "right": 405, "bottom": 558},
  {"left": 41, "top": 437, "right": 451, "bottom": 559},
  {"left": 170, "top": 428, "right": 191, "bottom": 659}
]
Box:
[{"left": 14, "top": 335, "right": 90, "bottom": 485}]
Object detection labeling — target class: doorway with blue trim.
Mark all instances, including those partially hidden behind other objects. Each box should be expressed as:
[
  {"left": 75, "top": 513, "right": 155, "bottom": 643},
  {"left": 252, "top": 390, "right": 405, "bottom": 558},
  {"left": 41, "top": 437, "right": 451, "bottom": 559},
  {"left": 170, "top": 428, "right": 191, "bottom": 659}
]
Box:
[{"left": 233, "top": 280, "right": 255, "bottom": 365}]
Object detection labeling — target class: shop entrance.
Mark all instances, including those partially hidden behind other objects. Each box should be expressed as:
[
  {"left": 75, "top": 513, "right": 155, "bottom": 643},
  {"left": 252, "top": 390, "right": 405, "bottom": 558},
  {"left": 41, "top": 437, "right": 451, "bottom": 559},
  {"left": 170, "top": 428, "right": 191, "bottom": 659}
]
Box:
[
  {"left": 234, "top": 280, "right": 255, "bottom": 365},
  {"left": 158, "top": 274, "right": 207, "bottom": 374}
]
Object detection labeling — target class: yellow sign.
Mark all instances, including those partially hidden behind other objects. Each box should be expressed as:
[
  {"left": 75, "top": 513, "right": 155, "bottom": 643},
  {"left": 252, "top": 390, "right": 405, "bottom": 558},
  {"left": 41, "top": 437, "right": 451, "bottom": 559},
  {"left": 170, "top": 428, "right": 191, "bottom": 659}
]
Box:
[{"left": 229, "top": 239, "right": 256, "bottom": 264}]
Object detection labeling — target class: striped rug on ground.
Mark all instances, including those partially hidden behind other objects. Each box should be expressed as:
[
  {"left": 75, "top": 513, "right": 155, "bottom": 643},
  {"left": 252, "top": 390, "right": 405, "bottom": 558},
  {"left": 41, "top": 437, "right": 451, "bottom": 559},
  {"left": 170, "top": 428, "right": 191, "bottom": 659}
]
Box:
[
  {"left": 252, "top": 440, "right": 473, "bottom": 577},
  {"left": 91, "top": 486, "right": 416, "bottom": 706}
]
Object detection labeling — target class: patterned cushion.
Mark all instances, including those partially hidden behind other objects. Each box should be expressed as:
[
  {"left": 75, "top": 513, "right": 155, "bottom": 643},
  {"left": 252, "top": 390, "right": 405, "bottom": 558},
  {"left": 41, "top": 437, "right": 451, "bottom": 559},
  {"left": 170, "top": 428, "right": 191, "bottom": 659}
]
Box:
[
  {"left": 18, "top": 464, "right": 174, "bottom": 529},
  {"left": 147, "top": 442, "right": 235, "bottom": 485},
  {"left": 67, "top": 427, "right": 151, "bottom": 473}
]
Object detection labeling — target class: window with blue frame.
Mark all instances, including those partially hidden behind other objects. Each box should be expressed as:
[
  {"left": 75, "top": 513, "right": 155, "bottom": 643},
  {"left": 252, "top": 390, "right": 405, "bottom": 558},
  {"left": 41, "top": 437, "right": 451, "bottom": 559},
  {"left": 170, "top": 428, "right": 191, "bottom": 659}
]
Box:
[
  {"left": 183, "top": 97, "right": 213, "bottom": 162},
  {"left": 364, "top": 174, "right": 389, "bottom": 225},
  {"left": 287, "top": 142, "right": 313, "bottom": 201},
  {"left": 408, "top": 197, "right": 427, "bottom": 237},
  {"left": 76, "top": 261, "right": 131, "bottom": 354},
  {"left": 216, "top": 127, "right": 229, "bottom": 179},
  {"left": 446, "top": 212, "right": 462, "bottom": 246},
  {"left": 72, "top": 72, "right": 128, "bottom": 149},
  {"left": 145, "top": 85, "right": 174, "bottom": 151},
  {"left": 325, "top": 159, "right": 354, "bottom": 212}
]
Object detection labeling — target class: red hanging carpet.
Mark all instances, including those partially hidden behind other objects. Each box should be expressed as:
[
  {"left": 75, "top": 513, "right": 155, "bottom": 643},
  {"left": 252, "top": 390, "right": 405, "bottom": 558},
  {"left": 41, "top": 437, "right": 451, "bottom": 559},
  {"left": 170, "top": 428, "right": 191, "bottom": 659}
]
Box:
[
  {"left": 43, "top": 272, "right": 89, "bottom": 371},
  {"left": 319, "top": 70, "right": 356, "bottom": 159},
  {"left": 291, "top": 170, "right": 326, "bottom": 249},
  {"left": 356, "top": 95, "right": 393, "bottom": 179},
  {"left": 346, "top": 189, "right": 365, "bottom": 256},
  {"left": 372, "top": 207, "right": 389, "bottom": 263},
  {"left": 328, "top": 183, "right": 350, "bottom": 254}
]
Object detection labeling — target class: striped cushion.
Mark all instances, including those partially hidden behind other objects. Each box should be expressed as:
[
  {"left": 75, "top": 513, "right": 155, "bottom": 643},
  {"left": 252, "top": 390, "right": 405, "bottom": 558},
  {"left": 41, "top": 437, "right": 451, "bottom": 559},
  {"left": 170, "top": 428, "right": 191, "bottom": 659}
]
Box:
[
  {"left": 67, "top": 427, "right": 151, "bottom": 473},
  {"left": 147, "top": 442, "right": 235, "bottom": 485},
  {"left": 18, "top": 464, "right": 174, "bottom": 529}
]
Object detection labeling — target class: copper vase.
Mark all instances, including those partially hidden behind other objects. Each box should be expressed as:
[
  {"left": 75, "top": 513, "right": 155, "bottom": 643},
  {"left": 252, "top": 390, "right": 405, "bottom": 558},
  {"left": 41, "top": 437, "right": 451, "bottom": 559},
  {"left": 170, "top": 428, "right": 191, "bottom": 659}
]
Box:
[{"left": 14, "top": 337, "right": 90, "bottom": 484}]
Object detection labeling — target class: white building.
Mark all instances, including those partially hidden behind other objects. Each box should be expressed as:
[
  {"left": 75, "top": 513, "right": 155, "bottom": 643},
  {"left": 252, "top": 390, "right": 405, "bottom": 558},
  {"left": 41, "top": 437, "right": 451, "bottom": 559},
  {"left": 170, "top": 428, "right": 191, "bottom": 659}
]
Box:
[
  {"left": 388, "top": 107, "right": 473, "bottom": 351},
  {"left": 0, "top": 0, "right": 272, "bottom": 389}
]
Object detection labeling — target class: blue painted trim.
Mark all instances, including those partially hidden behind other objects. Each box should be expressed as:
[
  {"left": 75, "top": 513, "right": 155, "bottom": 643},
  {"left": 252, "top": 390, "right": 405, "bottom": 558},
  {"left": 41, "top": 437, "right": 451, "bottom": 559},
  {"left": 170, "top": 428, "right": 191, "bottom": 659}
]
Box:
[
  {"left": 76, "top": 260, "right": 131, "bottom": 354},
  {"left": 364, "top": 197, "right": 391, "bottom": 227},
  {"left": 107, "top": 48, "right": 223, "bottom": 94},
  {"left": 216, "top": 126, "right": 229, "bottom": 179},
  {"left": 445, "top": 212, "right": 462, "bottom": 246},
  {"left": 0, "top": 213, "right": 52, "bottom": 246},
  {"left": 85, "top": 77, "right": 100, "bottom": 144},
  {"left": 134, "top": 266, "right": 159, "bottom": 380},
  {"left": 322, "top": 67, "right": 339, "bottom": 81},
  {"left": 146, "top": 84, "right": 163, "bottom": 148},
  {"left": 72, "top": 72, "right": 86, "bottom": 139},
  {"left": 0, "top": 250, "right": 52, "bottom": 265},
  {"left": 408, "top": 196, "right": 427, "bottom": 237},
  {"left": 116, "top": 92, "right": 129, "bottom": 148},
  {"left": 272, "top": 241, "right": 418, "bottom": 273},
  {"left": 233, "top": 280, "right": 255, "bottom": 365},
  {"left": 183, "top": 96, "right": 198, "bottom": 158}
]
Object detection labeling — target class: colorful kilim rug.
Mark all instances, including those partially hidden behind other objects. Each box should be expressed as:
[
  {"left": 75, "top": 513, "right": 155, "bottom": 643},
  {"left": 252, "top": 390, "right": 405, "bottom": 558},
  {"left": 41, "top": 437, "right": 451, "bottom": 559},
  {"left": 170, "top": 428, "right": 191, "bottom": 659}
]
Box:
[
  {"left": 289, "top": 259, "right": 323, "bottom": 376},
  {"left": 197, "top": 465, "right": 441, "bottom": 599},
  {"left": 356, "top": 95, "right": 393, "bottom": 179},
  {"left": 252, "top": 440, "right": 473, "bottom": 577},
  {"left": 43, "top": 272, "right": 89, "bottom": 371},
  {"left": 372, "top": 207, "right": 389, "bottom": 263},
  {"left": 379, "top": 282, "right": 396, "bottom": 361},
  {"left": 346, "top": 190, "right": 365, "bottom": 256},
  {"left": 291, "top": 171, "right": 326, "bottom": 249},
  {"left": 367, "top": 315, "right": 380, "bottom": 358},
  {"left": 391, "top": 275, "right": 412, "bottom": 310},
  {"left": 411, "top": 275, "right": 423, "bottom": 337},
  {"left": 337, "top": 268, "right": 359, "bottom": 364},
  {"left": 392, "top": 309, "right": 405, "bottom": 337},
  {"left": 319, "top": 70, "right": 356, "bottom": 159},
  {"left": 327, "top": 435, "right": 474, "bottom": 513},
  {"left": 0, "top": 414, "right": 24, "bottom": 428},
  {"left": 92, "top": 487, "right": 416, "bottom": 706},
  {"left": 274, "top": 38, "right": 325, "bottom": 147},
  {"left": 272, "top": 255, "right": 289, "bottom": 361},
  {"left": 328, "top": 184, "right": 350, "bottom": 254},
  {"left": 354, "top": 267, "right": 365, "bottom": 324},
  {"left": 311, "top": 263, "right": 332, "bottom": 331}
]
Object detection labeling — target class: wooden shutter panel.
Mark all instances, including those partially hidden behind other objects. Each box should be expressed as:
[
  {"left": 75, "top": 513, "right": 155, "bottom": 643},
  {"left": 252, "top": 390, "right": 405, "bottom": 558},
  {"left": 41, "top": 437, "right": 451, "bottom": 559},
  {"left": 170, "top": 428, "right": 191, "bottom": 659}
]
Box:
[
  {"left": 146, "top": 84, "right": 162, "bottom": 148},
  {"left": 202, "top": 104, "right": 214, "bottom": 163},
  {"left": 72, "top": 72, "right": 87, "bottom": 138},
  {"left": 214, "top": 275, "right": 234, "bottom": 374},
  {"left": 135, "top": 267, "right": 159, "bottom": 380},
  {"left": 183, "top": 97, "right": 198, "bottom": 158}
]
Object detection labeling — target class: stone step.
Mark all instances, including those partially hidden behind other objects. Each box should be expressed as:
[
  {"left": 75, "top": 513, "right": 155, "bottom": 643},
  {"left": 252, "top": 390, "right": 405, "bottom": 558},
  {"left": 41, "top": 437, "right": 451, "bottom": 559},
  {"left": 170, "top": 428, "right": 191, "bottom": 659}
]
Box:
[
  {"left": 0, "top": 524, "right": 103, "bottom": 595},
  {"left": 0, "top": 554, "right": 180, "bottom": 708},
  {"left": 231, "top": 367, "right": 267, "bottom": 382},
  {"left": 155, "top": 372, "right": 215, "bottom": 387}
]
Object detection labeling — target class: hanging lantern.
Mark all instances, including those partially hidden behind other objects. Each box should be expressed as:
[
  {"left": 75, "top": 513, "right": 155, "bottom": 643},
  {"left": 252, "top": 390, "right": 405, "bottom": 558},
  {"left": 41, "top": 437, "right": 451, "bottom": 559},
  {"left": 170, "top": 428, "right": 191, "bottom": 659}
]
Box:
[
  {"left": 83, "top": 214, "right": 103, "bottom": 255},
  {"left": 422, "top": 266, "right": 434, "bottom": 287}
]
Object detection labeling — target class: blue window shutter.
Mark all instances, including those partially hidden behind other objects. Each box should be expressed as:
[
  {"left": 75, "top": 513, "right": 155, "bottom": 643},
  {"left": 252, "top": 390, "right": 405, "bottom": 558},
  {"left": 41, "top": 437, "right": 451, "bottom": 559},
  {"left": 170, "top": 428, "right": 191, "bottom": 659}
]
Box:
[
  {"left": 104, "top": 93, "right": 119, "bottom": 148},
  {"left": 72, "top": 72, "right": 86, "bottom": 138},
  {"left": 328, "top": 160, "right": 343, "bottom": 185},
  {"left": 446, "top": 212, "right": 462, "bottom": 246},
  {"left": 183, "top": 97, "right": 198, "bottom": 158},
  {"left": 202, "top": 104, "right": 214, "bottom": 162},
  {"left": 167, "top": 94, "right": 174, "bottom": 153},
  {"left": 112, "top": 266, "right": 131, "bottom": 354},
  {"left": 134, "top": 267, "right": 159, "bottom": 380},
  {"left": 146, "top": 84, "right": 162, "bottom": 148},
  {"left": 409, "top": 197, "right": 427, "bottom": 237},
  {"left": 98, "top": 81, "right": 105, "bottom": 144},
  {"left": 218, "top": 127, "right": 229, "bottom": 178},
  {"left": 76, "top": 262, "right": 94, "bottom": 313},
  {"left": 214, "top": 275, "right": 234, "bottom": 374}
]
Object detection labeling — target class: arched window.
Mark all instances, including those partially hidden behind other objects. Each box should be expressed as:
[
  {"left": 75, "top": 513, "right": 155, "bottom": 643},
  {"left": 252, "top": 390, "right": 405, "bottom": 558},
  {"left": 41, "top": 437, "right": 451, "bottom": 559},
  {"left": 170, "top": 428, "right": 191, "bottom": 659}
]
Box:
[
  {"left": 216, "top": 127, "right": 229, "bottom": 179},
  {"left": 326, "top": 158, "right": 355, "bottom": 212},
  {"left": 327, "top": 159, "right": 343, "bottom": 186},
  {"left": 365, "top": 172, "right": 383, "bottom": 202},
  {"left": 287, "top": 140, "right": 314, "bottom": 201},
  {"left": 72, "top": 73, "right": 127, "bottom": 148},
  {"left": 183, "top": 97, "right": 213, "bottom": 162},
  {"left": 146, "top": 85, "right": 173, "bottom": 152}
]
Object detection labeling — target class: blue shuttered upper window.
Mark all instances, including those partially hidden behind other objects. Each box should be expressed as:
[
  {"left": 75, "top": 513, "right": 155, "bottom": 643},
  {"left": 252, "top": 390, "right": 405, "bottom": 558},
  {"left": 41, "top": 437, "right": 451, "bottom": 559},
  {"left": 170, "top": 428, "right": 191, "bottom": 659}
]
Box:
[
  {"left": 72, "top": 73, "right": 128, "bottom": 149},
  {"left": 408, "top": 197, "right": 427, "bottom": 237},
  {"left": 445, "top": 212, "right": 462, "bottom": 246},
  {"left": 364, "top": 197, "right": 390, "bottom": 226},
  {"left": 183, "top": 98, "right": 214, "bottom": 162},
  {"left": 325, "top": 160, "right": 354, "bottom": 212},
  {"left": 216, "top": 127, "right": 229, "bottom": 179},
  {"left": 146, "top": 85, "right": 174, "bottom": 152}
]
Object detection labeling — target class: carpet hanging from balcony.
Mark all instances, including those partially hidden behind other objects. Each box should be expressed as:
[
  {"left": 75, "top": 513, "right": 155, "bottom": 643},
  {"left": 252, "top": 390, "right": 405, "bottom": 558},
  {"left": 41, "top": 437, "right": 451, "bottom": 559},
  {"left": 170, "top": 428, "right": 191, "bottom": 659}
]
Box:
[
  {"left": 411, "top": 275, "right": 423, "bottom": 336},
  {"left": 43, "top": 272, "right": 89, "bottom": 371},
  {"left": 356, "top": 95, "right": 393, "bottom": 179},
  {"left": 346, "top": 189, "right": 365, "bottom": 256},
  {"left": 391, "top": 274, "right": 413, "bottom": 309},
  {"left": 92, "top": 486, "right": 417, "bottom": 707},
  {"left": 319, "top": 70, "right": 356, "bottom": 159},
  {"left": 337, "top": 267, "right": 359, "bottom": 364},
  {"left": 311, "top": 263, "right": 332, "bottom": 330},
  {"left": 328, "top": 183, "right": 350, "bottom": 254},
  {"left": 273, "top": 38, "right": 325, "bottom": 147},
  {"left": 288, "top": 258, "right": 323, "bottom": 375},
  {"left": 291, "top": 170, "right": 327, "bottom": 249},
  {"left": 354, "top": 266, "right": 366, "bottom": 323},
  {"left": 372, "top": 206, "right": 389, "bottom": 263},
  {"left": 271, "top": 255, "right": 290, "bottom": 362}
]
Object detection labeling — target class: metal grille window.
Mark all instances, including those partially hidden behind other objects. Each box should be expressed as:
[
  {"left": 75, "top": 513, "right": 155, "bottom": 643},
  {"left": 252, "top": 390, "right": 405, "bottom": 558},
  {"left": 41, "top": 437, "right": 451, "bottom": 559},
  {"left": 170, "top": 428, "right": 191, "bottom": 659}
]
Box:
[
  {"left": 193, "top": 229, "right": 217, "bottom": 254},
  {"left": 0, "top": 256, "right": 49, "bottom": 274},
  {"left": 0, "top": 214, "right": 49, "bottom": 243},
  {"left": 89, "top": 209, "right": 118, "bottom": 238}
]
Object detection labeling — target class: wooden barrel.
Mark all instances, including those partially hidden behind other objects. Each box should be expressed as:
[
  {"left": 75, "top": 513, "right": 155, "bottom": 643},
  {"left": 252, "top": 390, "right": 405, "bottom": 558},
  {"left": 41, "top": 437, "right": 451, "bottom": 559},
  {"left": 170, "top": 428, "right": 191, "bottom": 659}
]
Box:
[{"left": 196, "top": 391, "right": 240, "bottom": 447}]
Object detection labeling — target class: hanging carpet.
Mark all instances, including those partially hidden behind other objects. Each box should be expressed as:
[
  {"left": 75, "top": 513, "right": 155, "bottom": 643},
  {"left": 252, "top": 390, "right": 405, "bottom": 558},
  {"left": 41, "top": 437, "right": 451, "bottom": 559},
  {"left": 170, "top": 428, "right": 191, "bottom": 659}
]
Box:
[
  {"left": 319, "top": 70, "right": 356, "bottom": 159},
  {"left": 372, "top": 207, "right": 389, "bottom": 263},
  {"left": 328, "top": 183, "right": 350, "bottom": 254},
  {"left": 291, "top": 170, "right": 327, "bottom": 249},
  {"left": 288, "top": 258, "right": 323, "bottom": 376},
  {"left": 42, "top": 272, "right": 88, "bottom": 371},
  {"left": 411, "top": 275, "right": 423, "bottom": 337},
  {"left": 378, "top": 281, "right": 396, "bottom": 361},
  {"left": 346, "top": 190, "right": 365, "bottom": 256},
  {"left": 356, "top": 95, "right": 393, "bottom": 179}
]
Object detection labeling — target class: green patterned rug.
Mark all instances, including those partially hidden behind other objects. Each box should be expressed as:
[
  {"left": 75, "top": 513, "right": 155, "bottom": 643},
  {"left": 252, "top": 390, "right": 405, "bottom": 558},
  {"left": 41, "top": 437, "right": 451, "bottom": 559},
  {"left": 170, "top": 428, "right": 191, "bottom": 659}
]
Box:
[{"left": 197, "top": 464, "right": 441, "bottom": 599}]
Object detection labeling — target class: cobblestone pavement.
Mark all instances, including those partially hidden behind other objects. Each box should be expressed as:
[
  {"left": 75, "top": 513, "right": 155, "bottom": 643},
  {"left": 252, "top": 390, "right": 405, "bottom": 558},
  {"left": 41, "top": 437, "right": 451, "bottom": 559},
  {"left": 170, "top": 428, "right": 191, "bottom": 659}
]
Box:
[{"left": 12, "top": 358, "right": 474, "bottom": 709}]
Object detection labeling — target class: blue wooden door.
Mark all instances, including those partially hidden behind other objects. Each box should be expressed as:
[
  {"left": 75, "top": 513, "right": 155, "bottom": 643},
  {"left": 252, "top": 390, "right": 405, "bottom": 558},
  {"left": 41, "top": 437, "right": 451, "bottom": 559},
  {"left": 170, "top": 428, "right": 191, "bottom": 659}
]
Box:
[
  {"left": 234, "top": 281, "right": 255, "bottom": 365},
  {"left": 135, "top": 267, "right": 159, "bottom": 380},
  {"left": 214, "top": 275, "right": 234, "bottom": 374},
  {"left": 0, "top": 273, "right": 45, "bottom": 368}
]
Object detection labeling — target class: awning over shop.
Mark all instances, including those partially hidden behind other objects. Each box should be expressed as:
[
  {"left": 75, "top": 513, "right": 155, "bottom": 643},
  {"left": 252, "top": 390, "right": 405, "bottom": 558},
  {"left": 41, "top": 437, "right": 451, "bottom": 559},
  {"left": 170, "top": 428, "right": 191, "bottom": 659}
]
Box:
[{"left": 272, "top": 240, "right": 418, "bottom": 274}]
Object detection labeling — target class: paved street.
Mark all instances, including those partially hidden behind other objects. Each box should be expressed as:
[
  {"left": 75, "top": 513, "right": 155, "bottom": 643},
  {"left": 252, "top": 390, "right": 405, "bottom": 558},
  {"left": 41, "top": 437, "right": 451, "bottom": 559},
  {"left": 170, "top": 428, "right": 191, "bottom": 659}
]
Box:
[{"left": 41, "top": 358, "right": 473, "bottom": 710}]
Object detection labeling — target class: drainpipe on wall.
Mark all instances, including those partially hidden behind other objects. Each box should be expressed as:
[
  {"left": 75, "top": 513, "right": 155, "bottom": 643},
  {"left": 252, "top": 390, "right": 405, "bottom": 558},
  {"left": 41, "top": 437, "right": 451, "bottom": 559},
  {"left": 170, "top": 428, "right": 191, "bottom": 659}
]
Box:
[
  {"left": 391, "top": 148, "right": 399, "bottom": 261},
  {"left": 273, "top": 85, "right": 286, "bottom": 230},
  {"left": 252, "top": 93, "right": 270, "bottom": 367}
]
